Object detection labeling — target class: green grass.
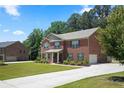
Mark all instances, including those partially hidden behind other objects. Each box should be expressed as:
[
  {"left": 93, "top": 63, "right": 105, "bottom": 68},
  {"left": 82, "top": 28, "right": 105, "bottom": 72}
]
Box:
[
  {"left": 0, "top": 62, "right": 78, "bottom": 80},
  {"left": 57, "top": 71, "right": 124, "bottom": 88}
]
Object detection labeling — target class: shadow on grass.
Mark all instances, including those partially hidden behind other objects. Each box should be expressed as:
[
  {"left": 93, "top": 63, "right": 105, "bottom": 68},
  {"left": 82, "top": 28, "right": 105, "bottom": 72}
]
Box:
[
  {"left": 108, "top": 76, "right": 124, "bottom": 82},
  {"left": 0, "top": 64, "right": 8, "bottom": 66}
]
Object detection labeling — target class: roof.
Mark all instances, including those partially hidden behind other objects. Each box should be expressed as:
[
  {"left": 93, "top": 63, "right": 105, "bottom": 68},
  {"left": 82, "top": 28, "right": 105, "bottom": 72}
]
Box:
[
  {"left": 45, "top": 49, "right": 63, "bottom": 53},
  {"left": 51, "top": 27, "right": 98, "bottom": 40},
  {"left": 0, "top": 41, "right": 18, "bottom": 48}
]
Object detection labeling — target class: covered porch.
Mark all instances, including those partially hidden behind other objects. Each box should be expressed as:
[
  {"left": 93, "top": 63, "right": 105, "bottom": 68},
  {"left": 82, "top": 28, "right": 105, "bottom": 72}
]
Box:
[{"left": 41, "top": 49, "right": 63, "bottom": 64}]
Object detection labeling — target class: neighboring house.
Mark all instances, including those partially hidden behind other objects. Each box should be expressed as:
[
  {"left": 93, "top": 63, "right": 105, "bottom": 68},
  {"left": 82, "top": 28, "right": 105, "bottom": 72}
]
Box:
[
  {"left": 0, "top": 41, "right": 29, "bottom": 61},
  {"left": 41, "top": 28, "right": 109, "bottom": 64}
]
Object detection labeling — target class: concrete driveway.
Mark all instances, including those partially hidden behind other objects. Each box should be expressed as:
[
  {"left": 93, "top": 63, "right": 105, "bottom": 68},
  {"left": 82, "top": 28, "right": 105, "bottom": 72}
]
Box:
[
  {"left": 0, "top": 63, "right": 124, "bottom": 88},
  {"left": 5, "top": 61, "right": 33, "bottom": 64}
]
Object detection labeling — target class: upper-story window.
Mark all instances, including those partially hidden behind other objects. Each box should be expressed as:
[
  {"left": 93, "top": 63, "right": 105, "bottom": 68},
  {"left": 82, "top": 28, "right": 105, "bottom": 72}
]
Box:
[
  {"left": 0, "top": 48, "right": 3, "bottom": 54},
  {"left": 71, "top": 40, "right": 79, "bottom": 48},
  {"left": 20, "top": 50, "right": 22, "bottom": 54},
  {"left": 44, "top": 42, "right": 49, "bottom": 49},
  {"left": 54, "top": 42, "right": 61, "bottom": 48}
]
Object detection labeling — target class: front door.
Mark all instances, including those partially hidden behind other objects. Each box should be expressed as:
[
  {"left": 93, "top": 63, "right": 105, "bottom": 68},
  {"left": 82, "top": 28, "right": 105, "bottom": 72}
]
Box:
[
  {"left": 53, "top": 53, "right": 57, "bottom": 63},
  {"left": 53, "top": 53, "right": 63, "bottom": 63}
]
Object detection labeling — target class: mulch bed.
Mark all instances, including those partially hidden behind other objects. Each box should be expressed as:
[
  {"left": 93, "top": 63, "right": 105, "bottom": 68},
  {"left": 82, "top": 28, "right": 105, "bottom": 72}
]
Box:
[{"left": 108, "top": 76, "right": 124, "bottom": 82}]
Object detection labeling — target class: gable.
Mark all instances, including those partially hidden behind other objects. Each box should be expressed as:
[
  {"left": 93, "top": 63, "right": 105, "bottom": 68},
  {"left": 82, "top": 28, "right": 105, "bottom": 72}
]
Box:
[
  {"left": 47, "top": 33, "right": 62, "bottom": 42},
  {"left": 0, "top": 41, "right": 17, "bottom": 48}
]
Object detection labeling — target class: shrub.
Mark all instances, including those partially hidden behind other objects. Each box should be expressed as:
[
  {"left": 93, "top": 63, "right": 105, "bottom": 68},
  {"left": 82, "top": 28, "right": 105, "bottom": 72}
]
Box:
[
  {"left": 76, "top": 61, "right": 82, "bottom": 65},
  {"left": 63, "top": 60, "right": 69, "bottom": 65},
  {"left": 83, "top": 59, "right": 89, "bottom": 65},
  {"left": 35, "top": 57, "right": 48, "bottom": 64},
  {"left": 35, "top": 57, "right": 41, "bottom": 63},
  {"left": 70, "top": 61, "right": 76, "bottom": 65},
  {"left": 41, "top": 58, "right": 48, "bottom": 64},
  {"left": 0, "top": 61, "right": 5, "bottom": 65}
]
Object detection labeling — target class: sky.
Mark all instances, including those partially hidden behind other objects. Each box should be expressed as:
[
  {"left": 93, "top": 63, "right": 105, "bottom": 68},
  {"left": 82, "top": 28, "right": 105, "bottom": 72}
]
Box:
[{"left": 0, "top": 5, "right": 94, "bottom": 42}]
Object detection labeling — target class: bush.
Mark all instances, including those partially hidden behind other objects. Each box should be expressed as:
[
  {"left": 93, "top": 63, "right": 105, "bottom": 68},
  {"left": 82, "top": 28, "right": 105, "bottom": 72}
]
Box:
[
  {"left": 41, "top": 58, "right": 48, "bottom": 64},
  {"left": 63, "top": 60, "right": 69, "bottom": 65},
  {"left": 35, "top": 57, "right": 41, "bottom": 63},
  {"left": 0, "top": 61, "right": 5, "bottom": 65},
  {"left": 76, "top": 61, "right": 83, "bottom": 65},
  {"left": 83, "top": 59, "right": 89, "bottom": 65},
  {"left": 70, "top": 61, "right": 76, "bottom": 65},
  {"left": 35, "top": 57, "right": 48, "bottom": 64},
  {"left": 63, "top": 60, "right": 77, "bottom": 65}
]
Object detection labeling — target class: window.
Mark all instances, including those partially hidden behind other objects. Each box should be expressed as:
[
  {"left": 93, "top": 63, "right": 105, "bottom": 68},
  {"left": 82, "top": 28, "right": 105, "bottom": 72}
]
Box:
[
  {"left": 0, "top": 48, "right": 3, "bottom": 54},
  {"left": 23, "top": 50, "right": 25, "bottom": 54},
  {"left": 20, "top": 50, "right": 22, "bottom": 54},
  {"left": 77, "top": 53, "right": 84, "bottom": 61},
  {"left": 71, "top": 40, "right": 79, "bottom": 48},
  {"left": 44, "top": 42, "right": 49, "bottom": 48},
  {"left": 54, "top": 42, "right": 60, "bottom": 48},
  {"left": 67, "top": 53, "right": 73, "bottom": 60}
]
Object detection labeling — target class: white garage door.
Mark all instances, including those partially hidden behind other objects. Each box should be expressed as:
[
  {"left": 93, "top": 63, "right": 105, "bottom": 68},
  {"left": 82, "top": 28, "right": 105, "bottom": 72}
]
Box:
[
  {"left": 6, "top": 56, "right": 17, "bottom": 61},
  {"left": 89, "top": 54, "right": 97, "bottom": 64}
]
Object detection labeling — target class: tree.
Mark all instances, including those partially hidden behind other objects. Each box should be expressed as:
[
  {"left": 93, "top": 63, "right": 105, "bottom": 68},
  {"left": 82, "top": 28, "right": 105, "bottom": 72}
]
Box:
[
  {"left": 98, "top": 6, "right": 124, "bottom": 64},
  {"left": 94, "top": 5, "right": 112, "bottom": 28},
  {"left": 67, "top": 13, "right": 81, "bottom": 31},
  {"left": 45, "top": 21, "right": 75, "bottom": 36},
  {"left": 23, "top": 28, "right": 43, "bottom": 60},
  {"left": 80, "top": 9, "right": 98, "bottom": 29}
]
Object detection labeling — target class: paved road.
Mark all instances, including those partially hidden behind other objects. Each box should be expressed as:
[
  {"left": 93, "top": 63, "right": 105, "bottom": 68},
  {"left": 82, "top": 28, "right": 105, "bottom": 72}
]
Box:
[{"left": 0, "top": 63, "right": 124, "bottom": 88}]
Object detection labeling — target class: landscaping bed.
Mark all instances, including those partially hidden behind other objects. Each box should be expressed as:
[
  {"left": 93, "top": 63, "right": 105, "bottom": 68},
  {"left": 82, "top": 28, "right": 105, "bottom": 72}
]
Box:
[{"left": 63, "top": 59, "right": 90, "bottom": 66}]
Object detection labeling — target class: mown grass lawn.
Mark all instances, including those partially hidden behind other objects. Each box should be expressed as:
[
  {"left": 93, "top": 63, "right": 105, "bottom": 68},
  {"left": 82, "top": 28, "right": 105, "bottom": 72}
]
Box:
[
  {"left": 0, "top": 62, "right": 79, "bottom": 80},
  {"left": 57, "top": 71, "right": 124, "bottom": 88}
]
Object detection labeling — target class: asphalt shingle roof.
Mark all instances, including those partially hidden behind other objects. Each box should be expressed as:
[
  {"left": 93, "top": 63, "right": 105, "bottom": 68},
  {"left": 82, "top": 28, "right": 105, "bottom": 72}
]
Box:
[
  {"left": 53, "top": 27, "right": 98, "bottom": 40},
  {"left": 0, "top": 41, "right": 17, "bottom": 48}
]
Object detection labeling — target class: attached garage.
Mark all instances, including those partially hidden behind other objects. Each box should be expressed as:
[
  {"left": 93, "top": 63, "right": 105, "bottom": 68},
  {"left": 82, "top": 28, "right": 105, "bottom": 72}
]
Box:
[
  {"left": 89, "top": 54, "right": 97, "bottom": 64},
  {"left": 6, "top": 56, "right": 17, "bottom": 61}
]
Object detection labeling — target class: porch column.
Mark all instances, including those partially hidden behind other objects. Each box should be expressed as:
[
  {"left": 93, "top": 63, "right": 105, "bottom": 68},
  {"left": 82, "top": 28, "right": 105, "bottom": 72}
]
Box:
[
  {"left": 41, "top": 53, "right": 42, "bottom": 59},
  {"left": 57, "top": 52, "right": 59, "bottom": 63},
  {"left": 3, "top": 54, "right": 5, "bottom": 61},
  {"left": 51, "top": 52, "right": 53, "bottom": 63}
]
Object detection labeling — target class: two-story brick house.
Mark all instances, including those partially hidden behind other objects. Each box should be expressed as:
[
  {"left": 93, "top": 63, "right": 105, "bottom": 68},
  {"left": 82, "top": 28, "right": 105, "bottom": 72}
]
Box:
[
  {"left": 41, "top": 28, "right": 108, "bottom": 64},
  {"left": 0, "top": 41, "right": 29, "bottom": 61}
]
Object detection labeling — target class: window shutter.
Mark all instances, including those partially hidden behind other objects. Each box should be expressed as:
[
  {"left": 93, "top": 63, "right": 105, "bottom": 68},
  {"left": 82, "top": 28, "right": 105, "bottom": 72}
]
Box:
[
  {"left": 70, "top": 41, "right": 72, "bottom": 48},
  {"left": 79, "top": 40, "right": 80, "bottom": 47}
]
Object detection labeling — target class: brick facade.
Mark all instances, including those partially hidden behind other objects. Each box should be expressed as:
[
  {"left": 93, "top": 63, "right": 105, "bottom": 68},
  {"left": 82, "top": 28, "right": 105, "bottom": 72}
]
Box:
[
  {"left": 41, "top": 29, "right": 108, "bottom": 64},
  {"left": 0, "top": 41, "right": 29, "bottom": 61}
]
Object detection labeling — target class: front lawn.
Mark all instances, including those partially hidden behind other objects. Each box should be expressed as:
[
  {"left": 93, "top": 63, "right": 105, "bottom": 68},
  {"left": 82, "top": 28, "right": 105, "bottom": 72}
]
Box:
[
  {"left": 0, "top": 62, "right": 79, "bottom": 80},
  {"left": 57, "top": 71, "right": 124, "bottom": 88}
]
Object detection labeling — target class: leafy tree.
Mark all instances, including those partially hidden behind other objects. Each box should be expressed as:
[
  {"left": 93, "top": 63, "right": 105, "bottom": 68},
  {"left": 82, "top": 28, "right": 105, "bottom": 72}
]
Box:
[
  {"left": 67, "top": 13, "right": 81, "bottom": 31},
  {"left": 23, "top": 28, "right": 43, "bottom": 60},
  {"left": 98, "top": 6, "right": 124, "bottom": 64},
  {"left": 94, "top": 5, "right": 112, "bottom": 28},
  {"left": 45, "top": 21, "right": 75, "bottom": 36},
  {"left": 80, "top": 9, "right": 98, "bottom": 29}
]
